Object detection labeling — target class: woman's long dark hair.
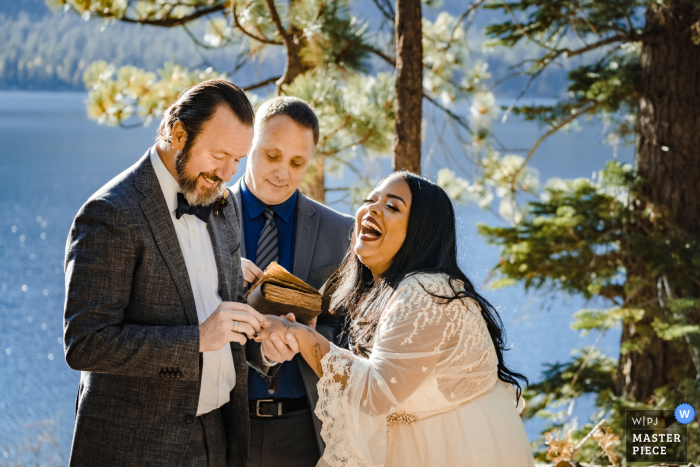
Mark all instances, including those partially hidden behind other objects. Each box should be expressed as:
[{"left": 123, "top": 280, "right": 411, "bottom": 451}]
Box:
[{"left": 331, "top": 171, "right": 528, "bottom": 399}]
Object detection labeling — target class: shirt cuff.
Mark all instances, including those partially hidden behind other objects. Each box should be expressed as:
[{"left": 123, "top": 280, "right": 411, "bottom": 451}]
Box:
[{"left": 260, "top": 349, "right": 278, "bottom": 367}]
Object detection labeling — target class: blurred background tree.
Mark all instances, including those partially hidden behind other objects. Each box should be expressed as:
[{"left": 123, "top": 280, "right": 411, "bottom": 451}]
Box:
[{"left": 46, "top": 0, "right": 491, "bottom": 203}]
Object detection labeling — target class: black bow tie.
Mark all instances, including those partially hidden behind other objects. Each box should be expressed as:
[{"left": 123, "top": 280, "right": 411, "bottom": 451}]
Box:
[{"left": 175, "top": 192, "right": 214, "bottom": 223}]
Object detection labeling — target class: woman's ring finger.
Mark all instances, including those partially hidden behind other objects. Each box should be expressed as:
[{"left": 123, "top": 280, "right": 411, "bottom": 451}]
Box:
[{"left": 233, "top": 321, "right": 239, "bottom": 333}]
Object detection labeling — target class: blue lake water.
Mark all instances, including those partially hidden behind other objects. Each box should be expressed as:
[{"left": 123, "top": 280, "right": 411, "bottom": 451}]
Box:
[{"left": 0, "top": 90, "right": 632, "bottom": 461}]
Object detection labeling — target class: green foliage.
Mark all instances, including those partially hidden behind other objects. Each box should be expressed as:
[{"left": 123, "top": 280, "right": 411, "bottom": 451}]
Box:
[
  {"left": 572, "top": 307, "right": 644, "bottom": 334},
  {"left": 295, "top": 0, "right": 370, "bottom": 73},
  {"left": 511, "top": 46, "right": 640, "bottom": 123},
  {"left": 476, "top": 0, "right": 646, "bottom": 169},
  {"left": 522, "top": 347, "right": 624, "bottom": 463},
  {"left": 522, "top": 347, "right": 617, "bottom": 420},
  {"left": 47, "top": 0, "right": 223, "bottom": 23},
  {"left": 285, "top": 66, "right": 395, "bottom": 202},
  {"left": 483, "top": 0, "right": 645, "bottom": 50},
  {"left": 525, "top": 357, "right": 700, "bottom": 463},
  {"left": 479, "top": 159, "right": 700, "bottom": 320},
  {"left": 478, "top": 162, "right": 635, "bottom": 300},
  {"left": 286, "top": 67, "right": 395, "bottom": 158},
  {"left": 481, "top": 159, "right": 700, "bottom": 460},
  {"left": 83, "top": 61, "right": 224, "bottom": 125}
]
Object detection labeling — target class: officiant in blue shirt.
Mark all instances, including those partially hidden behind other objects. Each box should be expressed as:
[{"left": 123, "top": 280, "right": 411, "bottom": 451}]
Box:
[
  {"left": 230, "top": 96, "right": 353, "bottom": 467},
  {"left": 240, "top": 184, "right": 309, "bottom": 400}
]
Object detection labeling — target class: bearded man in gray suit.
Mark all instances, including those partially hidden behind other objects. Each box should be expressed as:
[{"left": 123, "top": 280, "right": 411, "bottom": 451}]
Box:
[
  {"left": 63, "top": 80, "right": 299, "bottom": 467},
  {"left": 230, "top": 96, "right": 354, "bottom": 467}
]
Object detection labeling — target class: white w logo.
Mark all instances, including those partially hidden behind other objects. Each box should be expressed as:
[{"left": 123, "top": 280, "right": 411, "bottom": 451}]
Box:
[{"left": 680, "top": 410, "right": 691, "bottom": 418}]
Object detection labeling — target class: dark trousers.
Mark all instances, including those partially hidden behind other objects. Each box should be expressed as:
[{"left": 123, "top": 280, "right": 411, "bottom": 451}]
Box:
[
  {"left": 247, "top": 407, "right": 319, "bottom": 467},
  {"left": 184, "top": 408, "right": 227, "bottom": 467}
]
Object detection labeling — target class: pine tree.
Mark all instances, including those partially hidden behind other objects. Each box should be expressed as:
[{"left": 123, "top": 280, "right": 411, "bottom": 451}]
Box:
[
  {"left": 436, "top": 0, "right": 700, "bottom": 461},
  {"left": 48, "top": 0, "right": 396, "bottom": 203},
  {"left": 47, "top": 0, "right": 490, "bottom": 203}
]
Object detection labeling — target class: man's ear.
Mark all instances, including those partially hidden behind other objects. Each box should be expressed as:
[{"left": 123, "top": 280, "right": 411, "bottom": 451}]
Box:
[{"left": 171, "top": 120, "right": 188, "bottom": 151}]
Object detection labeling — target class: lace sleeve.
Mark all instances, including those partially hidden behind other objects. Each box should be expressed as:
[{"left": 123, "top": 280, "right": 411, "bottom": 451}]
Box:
[{"left": 314, "top": 275, "right": 469, "bottom": 467}]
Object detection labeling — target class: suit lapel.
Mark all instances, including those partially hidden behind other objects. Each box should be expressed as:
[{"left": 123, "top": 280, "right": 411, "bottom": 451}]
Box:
[
  {"left": 207, "top": 190, "right": 239, "bottom": 302},
  {"left": 231, "top": 179, "right": 318, "bottom": 281},
  {"left": 232, "top": 178, "right": 247, "bottom": 259},
  {"left": 136, "top": 156, "right": 199, "bottom": 325},
  {"left": 292, "top": 193, "right": 319, "bottom": 283}
]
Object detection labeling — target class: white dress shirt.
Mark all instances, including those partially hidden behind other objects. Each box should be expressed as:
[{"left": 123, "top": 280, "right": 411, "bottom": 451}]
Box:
[{"left": 150, "top": 147, "right": 237, "bottom": 416}]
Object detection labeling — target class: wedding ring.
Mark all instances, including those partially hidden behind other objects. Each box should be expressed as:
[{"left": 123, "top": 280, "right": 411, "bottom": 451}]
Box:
[
  {"left": 233, "top": 321, "right": 239, "bottom": 333},
  {"left": 262, "top": 315, "right": 267, "bottom": 327}
]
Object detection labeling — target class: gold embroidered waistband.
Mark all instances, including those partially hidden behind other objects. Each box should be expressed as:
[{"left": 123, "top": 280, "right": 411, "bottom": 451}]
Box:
[{"left": 386, "top": 412, "right": 418, "bottom": 425}]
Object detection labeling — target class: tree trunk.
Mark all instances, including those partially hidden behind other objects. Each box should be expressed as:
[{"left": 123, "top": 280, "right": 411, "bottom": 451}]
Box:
[
  {"left": 301, "top": 154, "right": 326, "bottom": 203},
  {"left": 392, "top": 0, "right": 422, "bottom": 174},
  {"left": 617, "top": 0, "right": 700, "bottom": 401},
  {"left": 263, "top": 0, "right": 320, "bottom": 200},
  {"left": 276, "top": 31, "right": 311, "bottom": 91}
]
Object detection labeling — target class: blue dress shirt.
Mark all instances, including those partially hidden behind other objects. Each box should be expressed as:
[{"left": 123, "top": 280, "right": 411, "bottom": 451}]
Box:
[{"left": 240, "top": 180, "right": 308, "bottom": 400}]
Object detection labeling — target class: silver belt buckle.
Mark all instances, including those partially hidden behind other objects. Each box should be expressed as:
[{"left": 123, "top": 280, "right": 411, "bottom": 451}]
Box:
[{"left": 255, "top": 399, "right": 280, "bottom": 417}]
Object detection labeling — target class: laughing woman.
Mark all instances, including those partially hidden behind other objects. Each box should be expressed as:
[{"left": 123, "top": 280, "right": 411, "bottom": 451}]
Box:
[{"left": 259, "top": 172, "right": 535, "bottom": 467}]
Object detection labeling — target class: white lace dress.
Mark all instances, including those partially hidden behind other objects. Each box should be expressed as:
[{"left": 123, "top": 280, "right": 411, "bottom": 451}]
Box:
[{"left": 315, "top": 273, "right": 535, "bottom": 467}]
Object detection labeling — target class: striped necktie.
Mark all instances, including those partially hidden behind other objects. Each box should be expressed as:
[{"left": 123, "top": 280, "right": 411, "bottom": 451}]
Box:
[{"left": 255, "top": 207, "right": 279, "bottom": 270}]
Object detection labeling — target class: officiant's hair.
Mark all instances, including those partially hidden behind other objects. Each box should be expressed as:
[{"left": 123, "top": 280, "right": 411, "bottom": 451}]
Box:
[
  {"left": 255, "top": 96, "right": 320, "bottom": 145},
  {"left": 332, "top": 171, "right": 529, "bottom": 398},
  {"left": 156, "top": 79, "right": 255, "bottom": 146}
]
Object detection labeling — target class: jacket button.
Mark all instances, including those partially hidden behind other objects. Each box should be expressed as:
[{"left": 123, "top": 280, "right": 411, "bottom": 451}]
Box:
[
  {"left": 185, "top": 415, "right": 194, "bottom": 424},
  {"left": 176, "top": 372, "right": 182, "bottom": 378}
]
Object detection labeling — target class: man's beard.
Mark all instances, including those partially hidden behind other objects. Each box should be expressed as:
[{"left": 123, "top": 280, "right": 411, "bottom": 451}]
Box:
[{"left": 175, "top": 148, "right": 226, "bottom": 206}]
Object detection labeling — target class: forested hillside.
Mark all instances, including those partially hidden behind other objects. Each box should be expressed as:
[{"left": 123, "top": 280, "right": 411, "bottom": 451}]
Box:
[{"left": 0, "top": 0, "right": 568, "bottom": 96}]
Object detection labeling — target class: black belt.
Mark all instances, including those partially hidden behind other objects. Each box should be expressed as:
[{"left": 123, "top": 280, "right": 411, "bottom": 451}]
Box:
[{"left": 249, "top": 397, "right": 309, "bottom": 418}]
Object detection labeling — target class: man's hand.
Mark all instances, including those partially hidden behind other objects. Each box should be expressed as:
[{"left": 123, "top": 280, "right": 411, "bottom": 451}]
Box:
[
  {"left": 241, "top": 258, "right": 263, "bottom": 287},
  {"left": 259, "top": 313, "right": 300, "bottom": 363},
  {"left": 199, "top": 302, "right": 265, "bottom": 352}
]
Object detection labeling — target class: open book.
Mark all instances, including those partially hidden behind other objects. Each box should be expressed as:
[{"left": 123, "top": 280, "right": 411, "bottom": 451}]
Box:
[{"left": 244, "top": 262, "right": 323, "bottom": 324}]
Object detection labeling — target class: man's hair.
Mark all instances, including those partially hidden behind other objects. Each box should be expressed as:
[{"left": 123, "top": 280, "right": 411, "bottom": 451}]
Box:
[
  {"left": 157, "top": 79, "right": 255, "bottom": 145},
  {"left": 255, "top": 96, "right": 319, "bottom": 145}
]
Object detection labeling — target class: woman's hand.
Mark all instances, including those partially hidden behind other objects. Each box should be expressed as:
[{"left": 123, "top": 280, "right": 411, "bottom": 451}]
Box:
[
  {"left": 241, "top": 258, "right": 263, "bottom": 287},
  {"left": 257, "top": 314, "right": 299, "bottom": 340},
  {"left": 256, "top": 314, "right": 301, "bottom": 364},
  {"left": 257, "top": 314, "right": 331, "bottom": 378}
]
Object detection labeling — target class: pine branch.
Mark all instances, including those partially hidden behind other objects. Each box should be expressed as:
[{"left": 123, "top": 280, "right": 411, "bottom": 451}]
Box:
[
  {"left": 320, "top": 136, "right": 371, "bottom": 158},
  {"left": 371, "top": 0, "right": 395, "bottom": 22},
  {"left": 225, "top": 50, "right": 254, "bottom": 77},
  {"left": 510, "top": 100, "right": 601, "bottom": 185},
  {"left": 263, "top": 0, "right": 292, "bottom": 44},
  {"left": 366, "top": 46, "right": 396, "bottom": 66},
  {"left": 242, "top": 76, "right": 281, "bottom": 91},
  {"left": 232, "top": 3, "right": 281, "bottom": 45},
  {"left": 117, "top": 5, "right": 227, "bottom": 28},
  {"left": 423, "top": 92, "right": 471, "bottom": 133},
  {"left": 560, "top": 34, "right": 626, "bottom": 57},
  {"left": 182, "top": 23, "right": 224, "bottom": 50},
  {"left": 450, "top": 0, "right": 486, "bottom": 40}
]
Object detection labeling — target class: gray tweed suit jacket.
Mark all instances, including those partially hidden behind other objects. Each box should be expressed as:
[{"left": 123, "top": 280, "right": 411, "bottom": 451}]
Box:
[
  {"left": 231, "top": 178, "right": 353, "bottom": 456},
  {"left": 63, "top": 149, "right": 267, "bottom": 467}
]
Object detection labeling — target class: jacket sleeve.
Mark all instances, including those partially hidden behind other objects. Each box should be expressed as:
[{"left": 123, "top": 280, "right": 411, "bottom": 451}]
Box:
[{"left": 63, "top": 196, "right": 200, "bottom": 380}]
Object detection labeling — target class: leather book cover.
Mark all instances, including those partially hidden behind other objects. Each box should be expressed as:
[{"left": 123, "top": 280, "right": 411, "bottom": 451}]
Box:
[{"left": 244, "top": 262, "right": 323, "bottom": 324}]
